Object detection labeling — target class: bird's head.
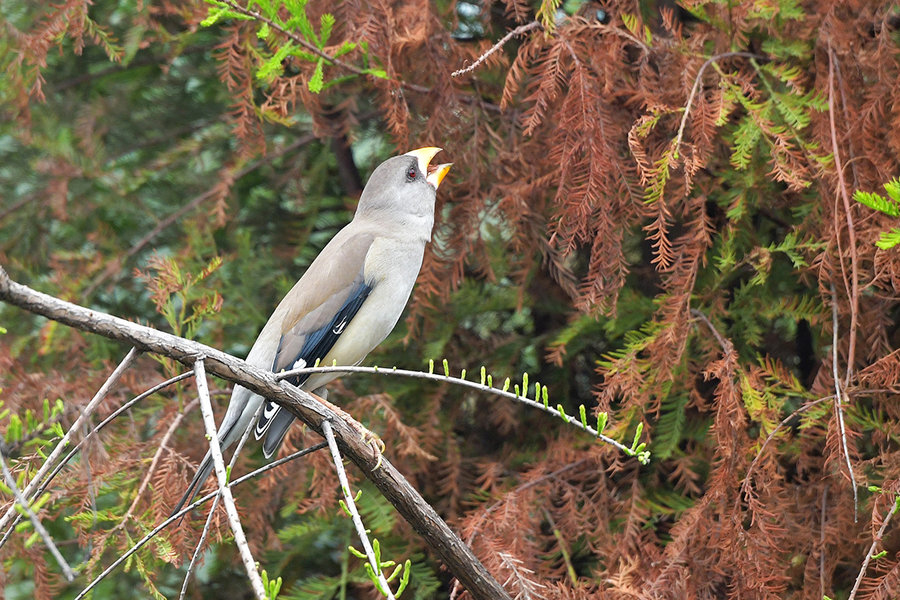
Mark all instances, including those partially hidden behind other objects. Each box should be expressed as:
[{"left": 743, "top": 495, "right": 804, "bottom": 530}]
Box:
[{"left": 355, "top": 148, "right": 452, "bottom": 233}]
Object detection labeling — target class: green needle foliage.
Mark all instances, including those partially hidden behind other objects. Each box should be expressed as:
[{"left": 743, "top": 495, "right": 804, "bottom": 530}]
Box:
[{"left": 855, "top": 178, "right": 900, "bottom": 249}]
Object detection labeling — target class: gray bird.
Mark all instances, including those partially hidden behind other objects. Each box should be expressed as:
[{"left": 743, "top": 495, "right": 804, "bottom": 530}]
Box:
[{"left": 173, "top": 148, "right": 451, "bottom": 514}]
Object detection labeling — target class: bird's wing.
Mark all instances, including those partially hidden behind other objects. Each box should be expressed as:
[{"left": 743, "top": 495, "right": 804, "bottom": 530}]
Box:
[{"left": 254, "top": 230, "right": 375, "bottom": 452}]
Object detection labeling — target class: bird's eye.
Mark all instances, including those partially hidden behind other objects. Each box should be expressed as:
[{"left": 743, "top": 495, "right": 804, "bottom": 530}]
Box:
[{"left": 406, "top": 166, "right": 418, "bottom": 181}]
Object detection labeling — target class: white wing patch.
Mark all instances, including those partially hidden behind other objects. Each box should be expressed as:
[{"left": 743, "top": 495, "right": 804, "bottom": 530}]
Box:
[
  {"left": 255, "top": 401, "right": 280, "bottom": 439},
  {"left": 332, "top": 317, "right": 348, "bottom": 335}
]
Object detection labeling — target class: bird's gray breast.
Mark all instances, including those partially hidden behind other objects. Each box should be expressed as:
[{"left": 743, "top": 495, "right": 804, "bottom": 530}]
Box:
[
  {"left": 352, "top": 236, "right": 425, "bottom": 343},
  {"left": 299, "top": 236, "right": 425, "bottom": 391}
]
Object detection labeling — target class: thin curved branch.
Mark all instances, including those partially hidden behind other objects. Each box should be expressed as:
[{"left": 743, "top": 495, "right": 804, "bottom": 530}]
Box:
[
  {"left": 112, "top": 397, "right": 200, "bottom": 533},
  {"left": 0, "top": 436, "right": 76, "bottom": 581},
  {"left": 737, "top": 395, "right": 832, "bottom": 511},
  {"left": 848, "top": 492, "right": 900, "bottom": 600},
  {"left": 827, "top": 46, "right": 859, "bottom": 387},
  {"left": 194, "top": 358, "right": 265, "bottom": 599},
  {"left": 322, "top": 419, "right": 396, "bottom": 598},
  {"left": 831, "top": 283, "right": 858, "bottom": 520},
  {"left": 180, "top": 401, "right": 261, "bottom": 598},
  {"left": 673, "top": 52, "right": 765, "bottom": 159},
  {"left": 0, "top": 371, "right": 195, "bottom": 549},
  {"left": 690, "top": 308, "right": 731, "bottom": 355},
  {"left": 273, "top": 363, "right": 639, "bottom": 458},
  {"left": 179, "top": 491, "right": 222, "bottom": 600}
]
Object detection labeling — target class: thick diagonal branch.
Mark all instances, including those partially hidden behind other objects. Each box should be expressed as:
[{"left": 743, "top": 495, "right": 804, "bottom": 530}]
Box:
[{"left": 0, "top": 266, "right": 511, "bottom": 600}]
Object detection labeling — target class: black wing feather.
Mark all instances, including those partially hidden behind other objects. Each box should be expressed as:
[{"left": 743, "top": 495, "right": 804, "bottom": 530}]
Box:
[
  {"left": 275, "top": 280, "right": 372, "bottom": 385},
  {"left": 254, "top": 280, "right": 372, "bottom": 447}
]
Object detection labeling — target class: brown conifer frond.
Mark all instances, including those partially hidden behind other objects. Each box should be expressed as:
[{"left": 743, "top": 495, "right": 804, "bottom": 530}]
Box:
[
  {"left": 351, "top": 393, "right": 438, "bottom": 461},
  {"left": 503, "top": 0, "right": 532, "bottom": 25},
  {"left": 521, "top": 42, "right": 567, "bottom": 137},
  {"left": 214, "top": 24, "right": 266, "bottom": 157},
  {"left": 501, "top": 37, "right": 540, "bottom": 111}
]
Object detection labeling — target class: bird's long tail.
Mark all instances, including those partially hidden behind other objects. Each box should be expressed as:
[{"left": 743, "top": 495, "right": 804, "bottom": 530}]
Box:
[
  {"left": 170, "top": 452, "right": 215, "bottom": 517},
  {"left": 261, "top": 409, "right": 295, "bottom": 458}
]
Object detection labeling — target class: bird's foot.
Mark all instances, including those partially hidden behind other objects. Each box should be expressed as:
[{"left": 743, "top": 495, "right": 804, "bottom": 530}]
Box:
[{"left": 361, "top": 429, "right": 386, "bottom": 470}]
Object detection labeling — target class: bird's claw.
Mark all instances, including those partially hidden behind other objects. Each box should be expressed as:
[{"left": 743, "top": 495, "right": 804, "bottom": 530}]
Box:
[{"left": 362, "top": 429, "right": 385, "bottom": 470}]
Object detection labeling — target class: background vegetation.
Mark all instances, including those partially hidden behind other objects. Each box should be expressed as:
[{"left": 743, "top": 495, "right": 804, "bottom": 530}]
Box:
[{"left": 2, "top": 0, "right": 900, "bottom": 598}]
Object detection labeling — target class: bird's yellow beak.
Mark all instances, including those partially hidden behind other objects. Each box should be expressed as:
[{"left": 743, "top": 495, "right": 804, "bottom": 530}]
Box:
[
  {"left": 405, "top": 147, "right": 452, "bottom": 189},
  {"left": 427, "top": 163, "right": 452, "bottom": 189}
]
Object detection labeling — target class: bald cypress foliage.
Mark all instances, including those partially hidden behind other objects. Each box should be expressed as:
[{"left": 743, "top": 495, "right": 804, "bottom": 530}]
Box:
[{"left": 2, "top": 1, "right": 900, "bottom": 598}]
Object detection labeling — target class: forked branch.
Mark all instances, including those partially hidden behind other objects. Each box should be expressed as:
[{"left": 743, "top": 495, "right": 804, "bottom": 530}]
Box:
[{"left": 0, "top": 266, "right": 511, "bottom": 600}]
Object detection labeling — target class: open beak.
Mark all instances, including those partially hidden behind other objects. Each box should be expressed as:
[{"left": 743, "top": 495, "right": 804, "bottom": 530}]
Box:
[
  {"left": 405, "top": 147, "right": 453, "bottom": 189},
  {"left": 426, "top": 163, "right": 452, "bottom": 189}
]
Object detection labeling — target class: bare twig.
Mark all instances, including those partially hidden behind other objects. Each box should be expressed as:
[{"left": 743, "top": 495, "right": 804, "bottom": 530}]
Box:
[
  {"left": 194, "top": 358, "right": 266, "bottom": 600},
  {"left": 0, "top": 347, "right": 139, "bottom": 545},
  {"left": 0, "top": 435, "right": 76, "bottom": 581},
  {"left": 452, "top": 22, "right": 542, "bottom": 77},
  {"left": 673, "top": 52, "right": 764, "bottom": 158},
  {"left": 322, "top": 419, "right": 396, "bottom": 599},
  {"left": 737, "top": 385, "right": 889, "bottom": 519},
  {"left": 0, "top": 266, "right": 512, "bottom": 600},
  {"left": 81, "top": 419, "right": 98, "bottom": 544},
  {"left": 827, "top": 47, "right": 859, "bottom": 387},
  {"left": 848, "top": 493, "right": 900, "bottom": 600},
  {"left": 179, "top": 493, "right": 221, "bottom": 600},
  {"left": 41, "top": 374, "right": 193, "bottom": 498},
  {"left": 231, "top": 442, "right": 328, "bottom": 487},
  {"left": 830, "top": 58, "right": 860, "bottom": 189},
  {"left": 738, "top": 395, "right": 832, "bottom": 510},
  {"left": 74, "top": 442, "right": 328, "bottom": 600},
  {"left": 690, "top": 308, "right": 732, "bottom": 354},
  {"left": 831, "top": 284, "right": 858, "bottom": 520}
]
